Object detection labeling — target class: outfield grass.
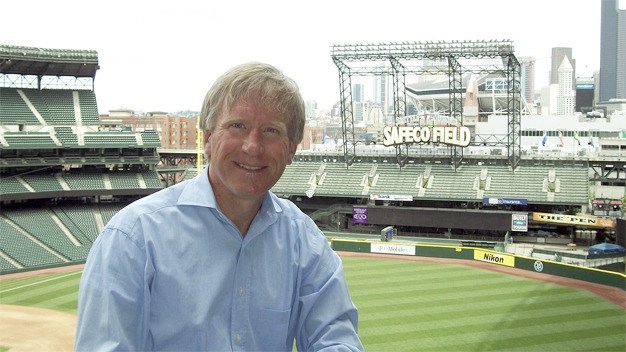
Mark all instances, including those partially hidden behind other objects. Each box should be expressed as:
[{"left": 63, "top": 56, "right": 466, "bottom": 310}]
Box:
[
  {"left": 0, "top": 271, "right": 81, "bottom": 314},
  {"left": 344, "top": 256, "right": 625, "bottom": 351},
  {"left": 1, "top": 257, "right": 624, "bottom": 351}
]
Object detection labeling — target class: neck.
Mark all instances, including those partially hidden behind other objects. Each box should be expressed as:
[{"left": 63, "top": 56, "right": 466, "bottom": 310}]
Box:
[
  {"left": 208, "top": 178, "right": 264, "bottom": 237},
  {"left": 218, "top": 199, "right": 261, "bottom": 236}
]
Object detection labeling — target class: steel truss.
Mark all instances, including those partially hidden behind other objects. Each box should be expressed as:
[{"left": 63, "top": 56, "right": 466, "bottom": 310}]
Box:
[{"left": 331, "top": 40, "right": 522, "bottom": 170}]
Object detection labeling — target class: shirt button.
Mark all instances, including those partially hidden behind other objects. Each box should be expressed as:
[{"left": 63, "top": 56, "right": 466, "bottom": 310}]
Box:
[
  {"left": 239, "top": 287, "right": 244, "bottom": 296},
  {"left": 236, "top": 334, "right": 241, "bottom": 344}
]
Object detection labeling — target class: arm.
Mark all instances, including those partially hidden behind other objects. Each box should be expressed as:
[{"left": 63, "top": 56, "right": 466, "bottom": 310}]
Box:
[
  {"left": 75, "top": 227, "right": 152, "bottom": 351},
  {"left": 296, "top": 234, "right": 364, "bottom": 351}
]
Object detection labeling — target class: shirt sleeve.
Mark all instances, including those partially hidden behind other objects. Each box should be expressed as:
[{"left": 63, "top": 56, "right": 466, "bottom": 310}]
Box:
[
  {"left": 295, "top": 225, "right": 364, "bottom": 351},
  {"left": 75, "top": 226, "right": 152, "bottom": 351}
]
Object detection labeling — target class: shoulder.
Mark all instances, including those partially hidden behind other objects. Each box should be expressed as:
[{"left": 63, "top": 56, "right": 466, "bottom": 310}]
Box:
[
  {"left": 271, "top": 193, "right": 306, "bottom": 216},
  {"left": 270, "top": 193, "right": 319, "bottom": 231},
  {"left": 268, "top": 193, "right": 339, "bottom": 263},
  {"left": 106, "top": 180, "right": 189, "bottom": 233}
]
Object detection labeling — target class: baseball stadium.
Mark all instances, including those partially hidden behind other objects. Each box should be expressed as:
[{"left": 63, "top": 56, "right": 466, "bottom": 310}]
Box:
[{"left": 0, "top": 42, "right": 625, "bottom": 351}]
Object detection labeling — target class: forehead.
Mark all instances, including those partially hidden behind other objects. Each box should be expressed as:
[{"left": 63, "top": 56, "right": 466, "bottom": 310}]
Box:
[{"left": 223, "top": 98, "right": 287, "bottom": 123}]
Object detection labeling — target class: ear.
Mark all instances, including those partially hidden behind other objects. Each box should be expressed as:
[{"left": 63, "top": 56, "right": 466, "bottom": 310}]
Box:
[
  {"left": 286, "top": 141, "right": 297, "bottom": 165},
  {"left": 203, "top": 130, "right": 212, "bottom": 158}
]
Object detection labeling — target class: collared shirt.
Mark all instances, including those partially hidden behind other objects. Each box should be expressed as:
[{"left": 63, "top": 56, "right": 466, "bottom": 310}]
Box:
[{"left": 75, "top": 167, "right": 363, "bottom": 351}]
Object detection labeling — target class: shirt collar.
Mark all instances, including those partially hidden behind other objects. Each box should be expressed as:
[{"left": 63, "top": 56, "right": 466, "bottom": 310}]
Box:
[{"left": 177, "top": 166, "right": 283, "bottom": 216}]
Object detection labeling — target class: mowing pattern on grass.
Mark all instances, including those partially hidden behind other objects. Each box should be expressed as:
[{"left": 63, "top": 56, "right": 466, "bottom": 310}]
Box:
[
  {"left": 342, "top": 256, "right": 626, "bottom": 352},
  {"left": 0, "top": 259, "right": 624, "bottom": 352},
  {"left": 0, "top": 271, "right": 81, "bottom": 314}
]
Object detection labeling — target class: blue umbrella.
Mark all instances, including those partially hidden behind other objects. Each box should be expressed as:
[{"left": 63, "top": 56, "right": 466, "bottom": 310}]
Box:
[{"left": 588, "top": 242, "right": 626, "bottom": 255}]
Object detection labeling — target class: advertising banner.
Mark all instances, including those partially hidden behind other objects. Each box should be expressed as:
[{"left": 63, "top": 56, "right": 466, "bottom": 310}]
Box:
[
  {"left": 483, "top": 197, "right": 528, "bottom": 206},
  {"left": 369, "top": 194, "right": 414, "bottom": 202},
  {"left": 474, "top": 249, "right": 515, "bottom": 267},
  {"left": 511, "top": 213, "right": 528, "bottom": 232},
  {"left": 353, "top": 207, "right": 368, "bottom": 224},
  {"left": 371, "top": 243, "right": 416, "bottom": 256},
  {"left": 532, "top": 212, "right": 616, "bottom": 229}
]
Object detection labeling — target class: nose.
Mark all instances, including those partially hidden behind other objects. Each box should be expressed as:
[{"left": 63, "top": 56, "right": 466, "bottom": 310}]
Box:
[{"left": 242, "top": 129, "right": 264, "bottom": 155}]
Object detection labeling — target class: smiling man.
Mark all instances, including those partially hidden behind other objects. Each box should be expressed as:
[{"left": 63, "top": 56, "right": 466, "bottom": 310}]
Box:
[{"left": 75, "top": 62, "right": 363, "bottom": 351}]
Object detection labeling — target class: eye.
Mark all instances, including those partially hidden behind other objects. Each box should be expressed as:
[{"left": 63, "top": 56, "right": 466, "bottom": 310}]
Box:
[
  {"left": 230, "top": 122, "right": 245, "bottom": 129},
  {"left": 264, "top": 126, "right": 280, "bottom": 135}
]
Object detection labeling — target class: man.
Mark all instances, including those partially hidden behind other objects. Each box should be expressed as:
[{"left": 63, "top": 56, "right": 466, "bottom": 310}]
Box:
[{"left": 75, "top": 62, "right": 364, "bottom": 351}]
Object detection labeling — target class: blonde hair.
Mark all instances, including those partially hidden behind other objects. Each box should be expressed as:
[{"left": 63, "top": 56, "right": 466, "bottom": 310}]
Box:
[{"left": 199, "top": 62, "right": 305, "bottom": 144}]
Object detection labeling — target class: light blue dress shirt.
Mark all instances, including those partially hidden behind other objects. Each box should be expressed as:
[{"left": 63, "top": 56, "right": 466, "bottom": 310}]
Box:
[{"left": 75, "top": 167, "right": 363, "bottom": 351}]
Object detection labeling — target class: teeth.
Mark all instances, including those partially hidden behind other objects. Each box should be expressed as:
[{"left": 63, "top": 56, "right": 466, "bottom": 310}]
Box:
[{"left": 239, "top": 163, "right": 261, "bottom": 171}]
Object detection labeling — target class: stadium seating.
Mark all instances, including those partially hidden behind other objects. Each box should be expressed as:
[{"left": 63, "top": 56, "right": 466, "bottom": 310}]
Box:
[
  {"left": 62, "top": 172, "right": 107, "bottom": 190},
  {"left": 3, "top": 132, "right": 59, "bottom": 148},
  {"left": 0, "top": 62, "right": 164, "bottom": 272},
  {"left": 3, "top": 208, "right": 90, "bottom": 261},
  {"left": 76, "top": 90, "right": 99, "bottom": 125},
  {"left": 0, "top": 176, "right": 30, "bottom": 194},
  {"left": 83, "top": 133, "right": 139, "bottom": 147},
  {"left": 20, "top": 89, "right": 52, "bottom": 123},
  {"left": 140, "top": 131, "right": 162, "bottom": 147},
  {"left": 369, "top": 163, "right": 422, "bottom": 197},
  {"left": 97, "top": 203, "right": 127, "bottom": 225},
  {"left": 53, "top": 126, "right": 79, "bottom": 146},
  {"left": 270, "top": 161, "right": 590, "bottom": 205},
  {"left": 53, "top": 204, "right": 101, "bottom": 243},
  {"left": 0, "top": 87, "right": 40, "bottom": 125},
  {"left": 0, "top": 218, "right": 64, "bottom": 268},
  {"left": 24, "top": 174, "right": 65, "bottom": 192},
  {"left": 0, "top": 201, "right": 135, "bottom": 271},
  {"left": 272, "top": 162, "right": 322, "bottom": 195},
  {"left": 142, "top": 170, "right": 165, "bottom": 188},
  {"left": 314, "top": 163, "right": 370, "bottom": 196},
  {"left": 40, "top": 89, "right": 75, "bottom": 125},
  {"left": 108, "top": 172, "right": 142, "bottom": 189}
]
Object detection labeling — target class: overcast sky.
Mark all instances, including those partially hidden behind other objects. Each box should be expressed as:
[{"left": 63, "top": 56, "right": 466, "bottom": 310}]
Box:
[{"left": 1, "top": 0, "right": 622, "bottom": 113}]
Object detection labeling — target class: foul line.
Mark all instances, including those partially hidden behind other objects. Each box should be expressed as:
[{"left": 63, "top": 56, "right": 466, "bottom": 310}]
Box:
[{"left": 0, "top": 271, "right": 82, "bottom": 294}]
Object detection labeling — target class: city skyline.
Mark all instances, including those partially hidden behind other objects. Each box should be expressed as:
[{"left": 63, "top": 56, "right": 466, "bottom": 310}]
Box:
[{"left": 1, "top": 0, "right": 624, "bottom": 113}]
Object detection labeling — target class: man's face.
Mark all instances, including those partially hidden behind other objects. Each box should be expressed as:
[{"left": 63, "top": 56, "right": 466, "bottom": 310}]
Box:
[{"left": 203, "top": 99, "right": 297, "bottom": 206}]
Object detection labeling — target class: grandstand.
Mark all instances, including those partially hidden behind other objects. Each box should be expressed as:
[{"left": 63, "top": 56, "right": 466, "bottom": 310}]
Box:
[
  {"left": 1, "top": 43, "right": 624, "bottom": 275},
  {"left": 1, "top": 44, "right": 163, "bottom": 272},
  {"left": 273, "top": 160, "right": 590, "bottom": 205}
]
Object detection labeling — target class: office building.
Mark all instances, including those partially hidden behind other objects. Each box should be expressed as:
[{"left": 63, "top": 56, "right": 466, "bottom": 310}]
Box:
[
  {"left": 599, "top": 0, "right": 626, "bottom": 101},
  {"left": 518, "top": 56, "right": 536, "bottom": 104},
  {"left": 557, "top": 57, "right": 575, "bottom": 115},
  {"left": 353, "top": 83, "right": 364, "bottom": 103},
  {"left": 550, "top": 47, "right": 575, "bottom": 90}
]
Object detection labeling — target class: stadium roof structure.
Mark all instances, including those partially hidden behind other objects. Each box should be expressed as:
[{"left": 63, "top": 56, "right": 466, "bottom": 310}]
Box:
[
  {"left": 405, "top": 72, "right": 531, "bottom": 115},
  {"left": 0, "top": 44, "right": 99, "bottom": 78},
  {"left": 331, "top": 39, "right": 523, "bottom": 170}
]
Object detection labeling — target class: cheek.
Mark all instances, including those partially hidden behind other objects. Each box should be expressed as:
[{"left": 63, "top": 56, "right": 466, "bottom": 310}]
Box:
[{"left": 280, "top": 144, "right": 296, "bottom": 165}]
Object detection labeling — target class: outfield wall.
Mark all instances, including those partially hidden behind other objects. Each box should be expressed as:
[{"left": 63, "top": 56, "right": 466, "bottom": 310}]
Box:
[{"left": 331, "top": 239, "right": 626, "bottom": 290}]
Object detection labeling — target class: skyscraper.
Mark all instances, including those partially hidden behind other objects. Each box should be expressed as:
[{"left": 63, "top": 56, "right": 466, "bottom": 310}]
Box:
[
  {"left": 557, "top": 57, "right": 575, "bottom": 115},
  {"left": 599, "top": 0, "right": 626, "bottom": 102},
  {"left": 373, "top": 65, "right": 388, "bottom": 114},
  {"left": 550, "top": 47, "right": 575, "bottom": 90},
  {"left": 518, "top": 56, "right": 536, "bottom": 104},
  {"left": 352, "top": 83, "right": 365, "bottom": 123},
  {"left": 353, "top": 83, "right": 364, "bottom": 103}
]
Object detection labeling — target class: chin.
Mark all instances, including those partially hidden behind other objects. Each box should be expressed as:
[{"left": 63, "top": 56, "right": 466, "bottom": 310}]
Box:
[{"left": 233, "top": 184, "right": 270, "bottom": 199}]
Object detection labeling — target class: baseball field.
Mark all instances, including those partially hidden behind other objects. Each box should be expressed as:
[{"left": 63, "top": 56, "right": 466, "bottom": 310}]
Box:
[{"left": 1, "top": 253, "right": 624, "bottom": 351}]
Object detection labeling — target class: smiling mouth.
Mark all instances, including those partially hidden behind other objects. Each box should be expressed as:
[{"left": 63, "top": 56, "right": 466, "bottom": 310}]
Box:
[{"left": 237, "top": 162, "right": 263, "bottom": 171}]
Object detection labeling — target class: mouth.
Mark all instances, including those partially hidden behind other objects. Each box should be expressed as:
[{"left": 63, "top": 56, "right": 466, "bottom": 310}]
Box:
[{"left": 236, "top": 162, "right": 264, "bottom": 171}]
